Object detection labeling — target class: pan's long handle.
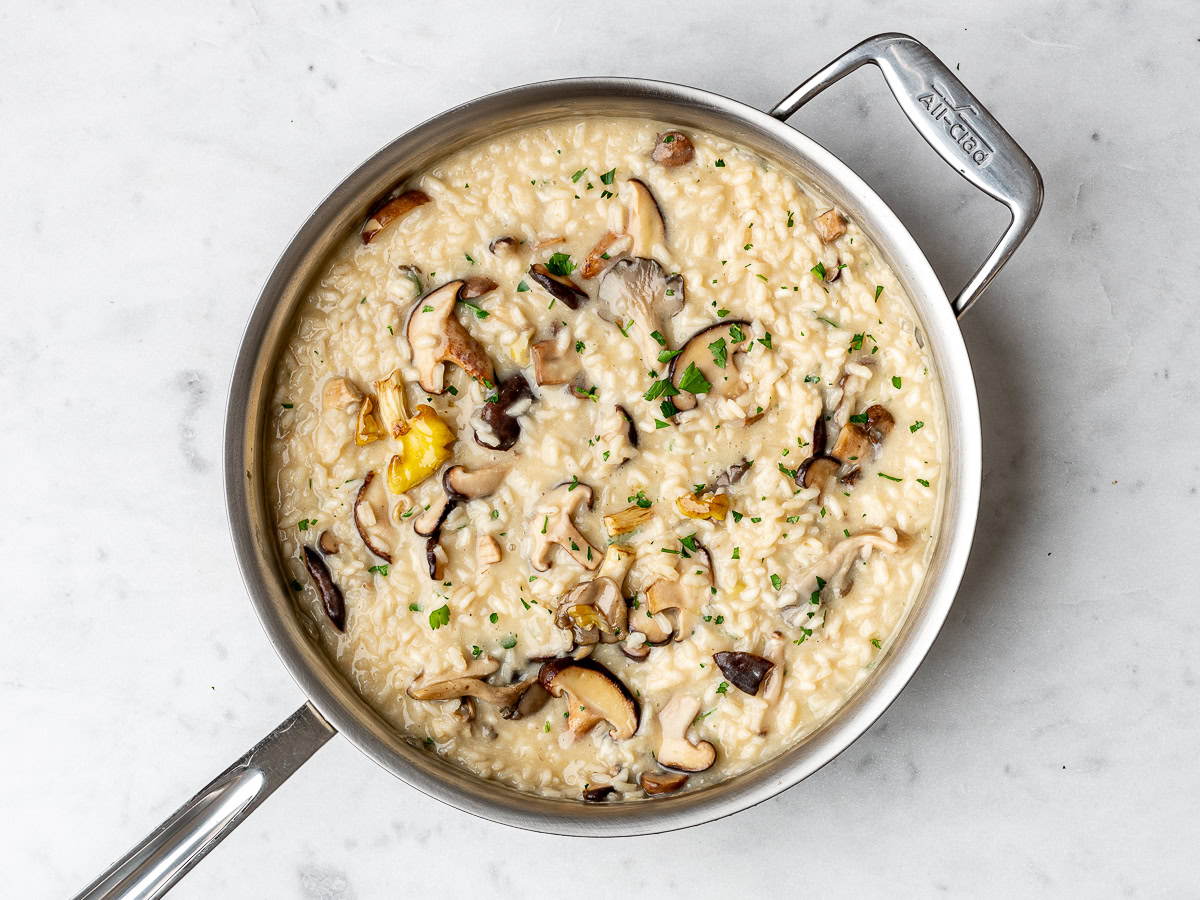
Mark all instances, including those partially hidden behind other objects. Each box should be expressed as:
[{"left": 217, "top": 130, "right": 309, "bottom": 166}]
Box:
[
  {"left": 72, "top": 702, "right": 336, "bottom": 900},
  {"left": 770, "top": 32, "right": 1043, "bottom": 317}
]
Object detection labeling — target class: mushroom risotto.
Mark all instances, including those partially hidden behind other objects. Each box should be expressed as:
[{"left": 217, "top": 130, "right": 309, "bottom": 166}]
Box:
[{"left": 269, "top": 119, "right": 943, "bottom": 800}]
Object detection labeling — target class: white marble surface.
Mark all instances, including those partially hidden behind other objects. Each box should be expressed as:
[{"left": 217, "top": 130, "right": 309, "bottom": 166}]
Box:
[{"left": 3, "top": 1, "right": 1197, "bottom": 896}]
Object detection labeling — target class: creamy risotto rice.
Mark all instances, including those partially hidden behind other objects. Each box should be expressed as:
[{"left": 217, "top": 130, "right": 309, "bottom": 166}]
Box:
[{"left": 268, "top": 118, "right": 943, "bottom": 800}]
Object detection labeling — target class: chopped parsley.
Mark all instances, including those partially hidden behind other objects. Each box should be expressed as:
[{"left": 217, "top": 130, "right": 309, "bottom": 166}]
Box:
[
  {"left": 731, "top": 511, "right": 744, "bottom": 523},
  {"left": 409, "top": 603, "right": 420, "bottom": 612},
  {"left": 717, "top": 308, "right": 730, "bottom": 317},
  {"left": 571, "top": 168, "right": 586, "bottom": 183},
  {"left": 770, "top": 574, "right": 782, "bottom": 590},
  {"left": 297, "top": 518, "right": 315, "bottom": 531},
  {"left": 428, "top": 604, "right": 450, "bottom": 630},
  {"left": 643, "top": 379, "right": 680, "bottom": 401},
  {"left": 849, "top": 412, "right": 869, "bottom": 425},
  {"left": 544, "top": 252, "right": 576, "bottom": 276},
  {"left": 804, "top": 374, "right": 820, "bottom": 384},
  {"left": 629, "top": 490, "right": 652, "bottom": 508},
  {"left": 910, "top": 421, "right": 925, "bottom": 433},
  {"left": 917, "top": 478, "right": 931, "bottom": 487},
  {"left": 677, "top": 362, "right": 712, "bottom": 395},
  {"left": 500, "top": 634, "right": 518, "bottom": 649},
  {"left": 657, "top": 348, "right": 683, "bottom": 363},
  {"left": 709, "top": 337, "right": 728, "bottom": 369},
  {"left": 817, "top": 316, "right": 840, "bottom": 328},
  {"left": 757, "top": 333, "right": 773, "bottom": 349},
  {"left": 871, "top": 638, "right": 882, "bottom": 649},
  {"left": 786, "top": 210, "right": 794, "bottom": 227},
  {"left": 600, "top": 168, "right": 616, "bottom": 185},
  {"left": 368, "top": 564, "right": 389, "bottom": 576},
  {"left": 716, "top": 682, "right": 729, "bottom": 695},
  {"left": 715, "top": 158, "right": 726, "bottom": 167},
  {"left": 892, "top": 376, "right": 902, "bottom": 389},
  {"left": 281, "top": 402, "right": 294, "bottom": 409},
  {"left": 732, "top": 547, "right": 740, "bottom": 559},
  {"left": 874, "top": 285, "right": 884, "bottom": 301},
  {"left": 471, "top": 645, "right": 482, "bottom": 658},
  {"left": 421, "top": 304, "right": 434, "bottom": 312},
  {"left": 728, "top": 323, "right": 746, "bottom": 343},
  {"left": 878, "top": 472, "right": 903, "bottom": 482},
  {"left": 516, "top": 280, "right": 530, "bottom": 293},
  {"left": 465, "top": 253, "right": 474, "bottom": 263},
  {"left": 650, "top": 330, "right": 666, "bottom": 346},
  {"left": 489, "top": 612, "right": 499, "bottom": 624}
]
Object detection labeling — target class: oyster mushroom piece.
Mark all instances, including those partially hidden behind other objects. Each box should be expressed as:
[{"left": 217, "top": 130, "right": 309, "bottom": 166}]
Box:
[
  {"left": 814, "top": 208, "right": 847, "bottom": 243},
  {"left": 302, "top": 546, "right": 345, "bottom": 631},
  {"left": 555, "top": 577, "right": 627, "bottom": 646},
  {"left": 528, "top": 264, "right": 589, "bottom": 308},
  {"left": 668, "top": 320, "right": 751, "bottom": 413},
  {"left": 646, "top": 547, "right": 713, "bottom": 643},
  {"left": 406, "top": 281, "right": 496, "bottom": 394},
  {"left": 651, "top": 131, "right": 695, "bottom": 167},
  {"left": 538, "top": 657, "right": 640, "bottom": 742},
  {"left": 831, "top": 423, "right": 872, "bottom": 466},
  {"left": 598, "top": 257, "right": 685, "bottom": 366},
  {"left": 473, "top": 374, "right": 533, "bottom": 451},
  {"left": 603, "top": 505, "right": 653, "bottom": 539},
  {"left": 530, "top": 482, "right": 601, "bottom": 571},
  {"left": 865, "top": 404, "right": 895, "bottom": 444},
  {"left": 626, "top": 178, "right": 666, "bottom": 257},
  {"left": 713, "top": 651, "right": 775, "bottom": 696},
  {"left": 531, "top": 337, "right": 583, "bottom": 386},
  {"left": 780, "top": 529, "right": 913, "bottom": 625},
  {"left": 476, "top": 534, "right": 502, "bottom": 569},
  {"left": 443, "top": 463, "right": 509, "bottom": 502},
  {"left": 408, "top": 664, "right": 538, "bottom": 713},
  {"left": 361, "top": 189, "right": 430, "bottom": 244},
  {"left": 655, "top": 695, "right": 715, "bottom": 772},
  {"left": 355, "top": 395, "right": 387, "bottom": 446},
  {"left": 353, "top": 471, "right": 401, "bottom": 562},
  {"left": 640, "top": 770, "right": 688, "bottom": 795},
  {"left": 373, "top": 370, "right": 409, "bottom": 438},
  {"left": 414, "top": 493, "right": 457, "bottom": 580}
]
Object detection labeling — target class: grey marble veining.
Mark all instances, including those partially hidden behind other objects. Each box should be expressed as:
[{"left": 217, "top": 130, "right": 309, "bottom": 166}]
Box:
[{"left": 2, "top": 0, "right": 1197, "bottom": 897}]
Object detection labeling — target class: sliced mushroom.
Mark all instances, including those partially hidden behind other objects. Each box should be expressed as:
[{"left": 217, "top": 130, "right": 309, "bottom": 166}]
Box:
[
  {"left": 758, "top": 631, "right": 787, "bottom": 706},
  {"left": 302, "top": 546, "right": 345, "bottom": 631},
  {"left": 461, "top": 276, "right": 498, "bottom": 300},
  {"left": 528, "top": 263, "right": 588, "bottom": 309},
  {"left": 780, "top": 529, "right": 913, "bottom": 626},
  {"left": 582, "top": 785, "right": 616, "bottom": 802},
  {"left": 476, "top": 534, "right": 502, "bottom": 569},
  {"left": 713, "top": 651, "right": 774, "bottom": 696},
  {"left": 580, "top": 231, "right": 632, "bottom": 279},
  {"left": 797, "top": 455, "right": 840, "bottom": 493},
  {"left": 814, "top": 207, "right": 847, "bottom": 243},
  {"left": 413, "top": 492, "right": 456, "bottom": 537},
  {"left": 829, "top": 358, "right": 874, "bottom": 430},
  {"left": 640, "top": 770, "right": 688, "bottom": 795},
  {"left": 361, "top": 189, "right": 430, "bottom": 244},
  {"left": 530, "top": 482, "right": 600, "bottom": 572},
  {"left": 865, "top": 404, "right": 895, "bottom": 443},
  {"left": 539, "top": 657, "right": 639, "bottom": 743},
  {"left": 355, "top": 395, "right": 387, "bottom": 446},
  {"left": 555, "top": 577, "right": 626, "bottom": 646},
  {"left": 396, "top": 264, "right": 423, "bottom": 297},
  {"left": 627, "top": 179, "right": 666, "bottom": 257},
  {"left": 408, "top": 666, "right": 538, "bottom": 714},
  {"left": 489, "top": 236, "right": 518, "bottom": 255},
  {"left": 646, "top": 547, "right": 713, "bottom": 643},
  {"left": 443, "top": 463, "right": 509, "bottom": 502},
  {"left": 598, "top": 257, "right": 685, "bottom": 366},
  {"left": 655, "top": 695, "right": 715, "bottom": 772},
  {"left": 353, "top": 471, "right": 401, "bottom": 562},
  {"left": 615, "top": 405, "right": 638, "bottom": 449},
  {"left": 322, "top": 376, "right": 363, "bottom": 412},
  {"left": 668, "top": 320, "right": 751, "bottom": 413},
  {"left": 712, "top": 459, "right": 751, "bottom": 488},
  {"left": 406, "top": 281, "right": 496, "bottom": 394},
  {"left": 530, "top": 338, "right": 582, "bottom": 386},
  {"left": 603, "top": 505, "right": 653, "bottom": 538},
  {"left": 651, "top": 131, "right": 694, "bottom": 167},
  {"left": 473, "top": 374, "right": 533, "bottom": 451},
  {"left": 502, "top": 682, "right": 550, "bottom": 720},
  {"left": 831, "top": 423, "right": 871, "bottom": 465},
  {"left": 318, "top": 531, "right": 339, "bottom": 555},
  {"left": 596, "top": 545, "right": 635, "bottom": 588},
  {"left": 629, "top": 606, "right": 675, "bottom": 646}
]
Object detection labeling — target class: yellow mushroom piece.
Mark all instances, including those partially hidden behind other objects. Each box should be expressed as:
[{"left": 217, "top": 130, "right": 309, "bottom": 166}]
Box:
[
  {"left": 386, "top": 404, "right": 456, "bottom": 494},
  {"left": 676, "top": 491, "right": 730, "bottom": 521},
  {"left": 355, "top": 395, "right": 387, "bottom": 446}
]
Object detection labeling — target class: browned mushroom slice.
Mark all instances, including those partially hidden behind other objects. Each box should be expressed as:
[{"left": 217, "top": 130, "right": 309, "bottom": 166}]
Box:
[
  {"left": 580, "top": 231, "right": 632, "bottom": 279},
  {"left": 615, "top": 405, "right": 638, "bottom": 449},
  {"left": 473, "top": 374, "right": 533, "bottom": 451},
  {"left": 461, "top": 276, "right": 498, "bottom": 300},
  {"left": 355, "top": 395, "right": 387, "bottom": 446},
  {"left": 528, "top": 263, "right": 588, "bottom": 308},
  {"left": 598, "top": 257, "right": 686, "bottom": 366},
  {"left": 531, "top": 482, "right": 600, "bottom": 571},
  {"left": 668, "top": 320, "right": 751, "bottom": 412},
  {"left": 797, "top": 455, "right": 840, "bottom": 492},
  {"left": 413, "top": 493, "right": 457, "bottom": 581},
  {"left": 501, "top": 682, "right": 551, "bottom": 720},
  {"left": 640, "top": 771, "right": 688, "bottom": 795},
  {"left": 361, "top": 189, "right": 430, "bottom": 244},
  {"left": 476, "top": 534, "right": 502, "bottom": 569},
  {"left": 489, "top": 236, "right": 518, "bottom": 255},
  {"left": 655, "top": 695, "right": 715, "bottom": 772},
  {"left": 713, "top": 651, "right": 775, "bottom": 696},
  {"left": 539, "top": 657, "right": 640, "bottom": 742},
  {"left": 530, "top": 338, "right": 582, "bottom": 386},
  {"left": 373, "top": 370, "right": 409, "bottom": 438},
  {"left": 646, "top": 547, "right": 712, "bottom": 643},
  {"left": 627, "top": 179, "right": 666, "bottom": 257},
  {"left": 353, "top": 471, "right": 400, "bottom": 562},
  {"left": 556, "top": 576, "right": 627, "bottom": 646},
  {"left": 582, "top": 785, "right": 616, "bottom": 802},
  {"left": 406, "top": 280, "right": 496, "bottom": 394},
  {"left": 318, "top": 531, "right": 338, "bottom": 555},
  {"left": 651, "top": 131, "right": 695, "bottom": 167},
  {"left": 408, "top": 667, "right": 538, "bottom": 712},
  {"left": 302, "top": 546, "right": 345, "bottom": 631},
  {"left": 865, "top": 404, "right": 895, "bottom": 444},
  {"left": 831, "top": 423, "right": 871, "bottom": 464},
  {"left": 758, "top": 631, "right": 787, "bottom": 706},
  {"left": 630, "top": 607, "right": 674, "bottom": 646},
  {"left": 713, "top": 459, "right": 752, "bottom": 488},
  {"left": 443, "top": 463, "right": 509, "bottom": 502},
  {"left": 814, "top": 207, "right": 847, "bottom": 243}
]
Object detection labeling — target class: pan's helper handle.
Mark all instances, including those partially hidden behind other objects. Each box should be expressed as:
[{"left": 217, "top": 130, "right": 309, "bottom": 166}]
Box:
[
  {"left": 72, "top": 702, "right": 336, "bottom": 900},
  {"left": 770, "top": 32, "right": 1043, "bottom": 317}
]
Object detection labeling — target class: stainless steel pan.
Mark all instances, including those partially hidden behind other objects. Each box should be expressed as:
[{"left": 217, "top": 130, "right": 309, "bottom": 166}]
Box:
[{"left": 74, "top": 33, "right": 1041, "bottom": 900}]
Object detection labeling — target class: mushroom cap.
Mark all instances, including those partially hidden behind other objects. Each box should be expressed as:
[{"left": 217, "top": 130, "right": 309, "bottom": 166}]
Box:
[
  {"left": 473, "top": 375, "right": 533, "bottom": 451},
  {"left": 405, "top": 280, "right": 495, "bottom": 394},
  {"left": 651, "top": 132, "right": 695, "bottom": 167},
  {"left": 302, "top": 545, "right": 345, "bottom": 632},
  {"left": 538, "top": 657, "right": 640, "bottom": 741},
  {"left": 640, "top": 770, "right": 688, "bottom": 795},
  {"left": 353, "top": 471, "right": 400, "bottom": 562},
  {"left": 361, "top": 189, "right": 430, "bottom": 244},
  {"left": 443, "top": 463, "right": 510, "bottom": 502},
  {"left": 528, "top": 264, "right": 589, "bottom": 309},
  {"left": 713, "top": 651, "right": 775, "bottom": 696},
  {"left": 626, "top": 178, "right": 666, "bottom": 258},
  {"left": 667, "top": 320, "right": 751, "bottom": 412},
  {"left": 530, "top": 482, "right": 600, "bottom": 572}
]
